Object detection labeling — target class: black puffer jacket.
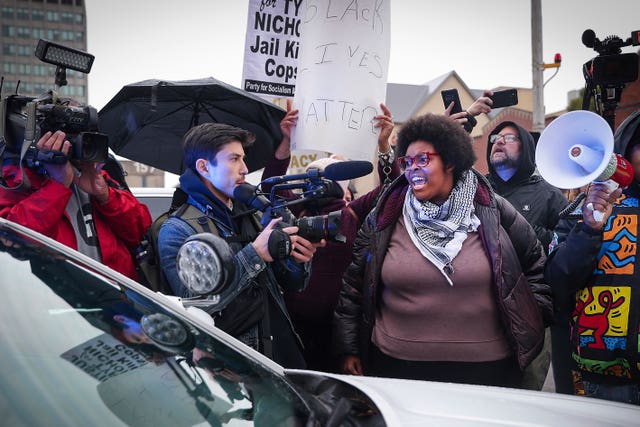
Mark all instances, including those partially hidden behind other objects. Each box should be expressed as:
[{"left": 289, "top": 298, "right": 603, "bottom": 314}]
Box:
[
  {"left": 333, "top": 170, "right": 553, "bottom": 370},
  {"left": 486, "top": 121, "right": 569, "bottom": 250}
]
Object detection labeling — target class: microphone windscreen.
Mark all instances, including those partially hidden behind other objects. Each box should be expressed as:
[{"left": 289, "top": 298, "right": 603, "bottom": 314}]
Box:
[
  {"left": 233, "top": 183, "right": 270, "bottom": 211},
  {"left": 233, "top": 183, "right": 256, "bottom": 202},
  {"left": 582, "top": 29, "right": 596, "bottom": 48},
  {"left": 323, "top": 160, "right": 373, "bottom": 181}
]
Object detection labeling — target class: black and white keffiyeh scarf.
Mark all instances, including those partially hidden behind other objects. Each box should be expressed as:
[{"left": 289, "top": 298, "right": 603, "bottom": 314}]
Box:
[{"left": 402, "top": 170, "right": 480, "bottom": 285}]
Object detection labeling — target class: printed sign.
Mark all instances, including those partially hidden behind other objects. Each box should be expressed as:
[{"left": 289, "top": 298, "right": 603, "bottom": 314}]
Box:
[
  {"left": 291, "top": 0, "right": 390, "bottom": 161},
  {"left": 61, "top": 333, "right": 148, "bottom": 383},
  {"left": 242, "top": 0, "right": 303, "bottom": 102}
]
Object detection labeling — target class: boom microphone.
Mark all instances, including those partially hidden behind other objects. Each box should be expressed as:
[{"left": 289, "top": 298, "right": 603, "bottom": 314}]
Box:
[
  {"left": 233, "top": 183, "right": 270, "bottom": 211},
  {"left": 324, "top": 160, "right": 373, "bottom": 181},
  {"left": 582, "top": 29, "right": 597, "bottom": 48},
  {"left": 261, "top": 160, "right": 373, "bottom": 185}
]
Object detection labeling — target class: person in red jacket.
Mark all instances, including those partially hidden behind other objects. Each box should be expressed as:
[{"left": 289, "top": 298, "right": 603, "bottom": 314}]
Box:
[{"left": 0, "top": 130, "right": 152, "bottom": 280}]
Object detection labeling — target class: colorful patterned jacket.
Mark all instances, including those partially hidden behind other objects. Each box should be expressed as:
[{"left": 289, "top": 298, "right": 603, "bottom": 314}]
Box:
[{"left": 546, "top": 188, "right": 640, "bottom": 382}]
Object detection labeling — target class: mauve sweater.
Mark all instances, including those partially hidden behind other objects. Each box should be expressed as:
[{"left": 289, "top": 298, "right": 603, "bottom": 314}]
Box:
[{"left": 372, "top": 216, "right": 512, "bottom": 362}]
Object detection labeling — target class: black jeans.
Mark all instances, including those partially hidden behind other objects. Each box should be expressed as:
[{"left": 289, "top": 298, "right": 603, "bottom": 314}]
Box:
[{"left": 368, "top": 345, "right": 522, "bottom": 388}]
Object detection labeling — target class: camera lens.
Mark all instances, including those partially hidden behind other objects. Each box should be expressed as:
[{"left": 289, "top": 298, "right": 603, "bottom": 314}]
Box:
[
  {"left": 296, "top": 210, "right": 342, "bottom": 242},
  {"left": 74, "top": 132, "right": 109, "bottom": 163}
]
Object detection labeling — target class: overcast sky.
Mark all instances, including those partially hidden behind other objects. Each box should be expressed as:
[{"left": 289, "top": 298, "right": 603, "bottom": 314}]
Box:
[{"left": 85, "top": 0, "right": 640, "bottom": 114}]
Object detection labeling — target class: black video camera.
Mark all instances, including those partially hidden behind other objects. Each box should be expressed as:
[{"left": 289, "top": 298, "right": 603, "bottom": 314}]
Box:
[
  {"left": 233, "top": 182, "right": 346, "bottom": 244},
  {"left": 581, "top": 29, "right": 640, "bottom": 128},
  {"left": 1, "top": 39, "right": 108, "bottom": 172},
  {"left": 266, "top": 204, "right": 344, "bottom": 244},
  {"left": 582, "top": 29, "right": 640, "bottom": 87}
]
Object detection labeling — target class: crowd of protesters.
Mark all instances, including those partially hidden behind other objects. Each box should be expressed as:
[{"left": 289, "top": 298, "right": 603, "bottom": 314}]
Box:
[{"left": 2, "top": 87, "right": 640, "bottom": 407}]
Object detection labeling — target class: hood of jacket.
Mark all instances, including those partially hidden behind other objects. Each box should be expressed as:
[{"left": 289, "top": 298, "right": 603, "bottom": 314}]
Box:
[
  {"left": 614, "top": 110, "right": 640, "bottom": 158},
  {"left": 614, "top": 110, "right": 640, "bottom": 197},
  {"left": 486, "top": 121, "right": 537, "bottom": 192},
  {"left": 179, "top": 168, "right": 237, "bottom": 231}
]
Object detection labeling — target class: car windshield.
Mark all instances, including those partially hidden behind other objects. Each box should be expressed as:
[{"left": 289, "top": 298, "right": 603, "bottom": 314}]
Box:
[{"left": 0, "top": 221, "right": 310, "bottom": 426}]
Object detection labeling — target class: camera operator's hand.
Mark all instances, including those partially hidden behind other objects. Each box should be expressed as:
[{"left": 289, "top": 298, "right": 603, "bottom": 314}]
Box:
[
  {"left": 37, "top": 131, "right": 74, "bottom": 187},
  {"left": 252, "top": 218, "right": 324, "bottom": 263},
  {"left": 74, "top": 161, "right": 110, "bottom": 204},
  {"left": 284, "top": 231, "right": 325, "bottom": 263},
  {"left": 252, "top": 218, "right": 283, "bottom": 262}
]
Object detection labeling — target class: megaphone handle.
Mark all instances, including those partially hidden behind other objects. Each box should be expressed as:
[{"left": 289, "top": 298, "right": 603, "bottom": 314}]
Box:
[{"left": 586, "top": 179, "right": 619, "bottom": 223}]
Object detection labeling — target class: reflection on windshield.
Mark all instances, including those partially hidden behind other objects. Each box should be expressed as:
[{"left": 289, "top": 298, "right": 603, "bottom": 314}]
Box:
[{"left": 0, "top": 227, "right": 309, "bottom": 426}]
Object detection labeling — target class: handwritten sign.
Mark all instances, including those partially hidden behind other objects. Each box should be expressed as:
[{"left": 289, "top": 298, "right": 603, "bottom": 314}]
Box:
[
  {"left": 242, "top": 0, "right": 303, "bottom": 102},
  {"left": 292, "top": 0, "right": 390, "bottom": 161}
]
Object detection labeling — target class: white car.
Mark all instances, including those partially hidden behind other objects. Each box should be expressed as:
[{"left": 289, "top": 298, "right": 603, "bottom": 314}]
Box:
[
  {"left": 0, "top": 217, "right": 637, "bottom": 426},
  {"left": 131, "top": 187, "right": 179, "bottom": 221}
]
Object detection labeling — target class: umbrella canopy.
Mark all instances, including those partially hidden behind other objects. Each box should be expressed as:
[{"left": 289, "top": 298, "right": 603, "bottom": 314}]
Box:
[{"left": 98, "top": 77, "right": 286, "bottom": 175}]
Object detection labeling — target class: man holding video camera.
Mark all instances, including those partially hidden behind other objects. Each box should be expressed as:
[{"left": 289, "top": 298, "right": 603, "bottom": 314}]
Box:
[
  {"left": 157, "top": 122, "right": 322, "bottom": 368},
  {"left": 0, "top": 130, "right": 152, "bottom": 280}
]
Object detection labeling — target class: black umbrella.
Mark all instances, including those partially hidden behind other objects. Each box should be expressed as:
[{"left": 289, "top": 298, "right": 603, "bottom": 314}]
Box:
[{"left": 98, "top": 77, "right": 286, "bottom": 175}]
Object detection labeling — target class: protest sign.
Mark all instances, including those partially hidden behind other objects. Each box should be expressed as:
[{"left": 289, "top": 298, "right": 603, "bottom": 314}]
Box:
[
  {"left": 242, "top": 0, "right": 303, "bottom": 103},
  {"left": 61, "top": 333, "right": 148, "bottom": 383},
  {"left": 292, "top": 0, "right": 390, "bottom": 161}
]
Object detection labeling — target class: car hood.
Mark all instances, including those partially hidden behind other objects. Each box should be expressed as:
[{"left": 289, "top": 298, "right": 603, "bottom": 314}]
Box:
[{"left": 286, "top": 370, "right": 639, "bottom": 426}]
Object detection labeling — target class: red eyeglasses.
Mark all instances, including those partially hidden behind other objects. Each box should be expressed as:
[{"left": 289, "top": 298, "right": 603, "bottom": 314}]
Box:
[{"left": 397, "top": 151, "right": 440, "bottom": 169}]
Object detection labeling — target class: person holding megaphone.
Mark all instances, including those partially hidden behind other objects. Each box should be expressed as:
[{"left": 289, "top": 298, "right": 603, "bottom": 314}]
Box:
[{"left": 544, "top": 110, "right": 640, "bottom": 405}]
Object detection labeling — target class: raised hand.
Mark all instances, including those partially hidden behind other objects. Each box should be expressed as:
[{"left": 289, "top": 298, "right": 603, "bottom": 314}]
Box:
[
  {"left": 374, "top": 103, "right": 394, "bottom": 152},
  {"left": 37, "top": 131, "right": 74, "bottom": 187}
]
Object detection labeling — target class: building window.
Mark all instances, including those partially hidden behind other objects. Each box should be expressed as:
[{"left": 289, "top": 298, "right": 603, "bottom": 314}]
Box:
[
  {"left": 2, "top": 25, "right": 16, "bottom": 37},
  {"left": 17, "top": 27, "right": 31, "bottom": 38},
  {"left": 3, "top": 44, "right": 17, "bottom": 55},
  {"left": 76, "top": 31, "right": 84, "bottom": 42},
  {"left": 61, "top": 0, "right": 73, "bottom": 4},
  {"left": 75, "top": 13, "right": 83, "bottom": 24},
  {"left": 32, "top": 28, "right": 46, "bottom": 39},
  {"left": 76, "top": 0, "right": 83, "bottom": 6},
  {"left": 33, "top": 64, "right": 49, "bottom": 76},
  {"left": 32, "top": 10, "right": 45, "bottom": 21},
  {"left": 34, "top": 83, "right": 49, "bottom": 93},
  {"left": 17, "top": 64, "right": 31, "bottom": 74},
  {"left": 17, "top": 44, "right": 31, "bottom": 56},
  {"left": 1, "top": 7, "right": 14, "bottom": 19},
  {"left": 61, "top": 12, "right": 73, "bottom": 24},
  {"left": 47, "top": 29, "right": 60, "bottom": 41},
  {"left": 46, "top": 11, "right": 59, "bottom": 21},
  {"left": 2, "top": 63, "right": 17, "bottom": 74},
  {"left": 47, "top": 0, "right": 59, "bottom": 4},
  {"left": 3, "top": 81, "right": 17, "bottom": 92},
  {"left": 16, "top": 8, "right": 30, "bottom": 20}
]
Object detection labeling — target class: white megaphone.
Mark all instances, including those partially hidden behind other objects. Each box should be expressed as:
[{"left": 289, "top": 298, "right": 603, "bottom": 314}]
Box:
[{"left": 536, "top": 110, "right": 634, "bottom": 221}]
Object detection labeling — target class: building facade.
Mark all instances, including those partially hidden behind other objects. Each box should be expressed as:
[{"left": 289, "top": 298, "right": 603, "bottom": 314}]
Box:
[{"left": 1, "top": 0, "right": 88, "bottom": 103}]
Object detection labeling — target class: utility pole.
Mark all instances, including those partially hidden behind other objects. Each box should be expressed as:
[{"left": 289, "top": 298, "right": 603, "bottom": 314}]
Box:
[{"left": 531, "top": 0, "right": 545, "bottom": 133}]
